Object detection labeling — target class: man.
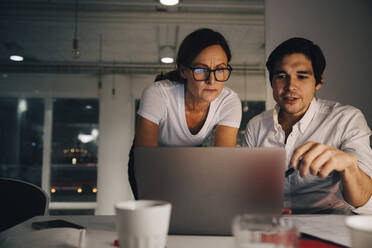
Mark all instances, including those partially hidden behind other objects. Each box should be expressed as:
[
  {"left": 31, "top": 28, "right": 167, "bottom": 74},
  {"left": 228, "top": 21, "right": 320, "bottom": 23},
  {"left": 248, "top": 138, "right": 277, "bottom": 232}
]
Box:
[{"left": 244, "top": 37, "right": 372, "bottom": 213}]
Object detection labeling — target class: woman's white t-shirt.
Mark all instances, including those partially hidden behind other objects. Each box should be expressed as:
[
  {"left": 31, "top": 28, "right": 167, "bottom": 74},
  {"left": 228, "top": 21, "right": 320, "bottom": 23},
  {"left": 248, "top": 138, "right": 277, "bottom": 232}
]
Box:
[{"left": 137, "top": 80, "right": 242, "bottom": 146}]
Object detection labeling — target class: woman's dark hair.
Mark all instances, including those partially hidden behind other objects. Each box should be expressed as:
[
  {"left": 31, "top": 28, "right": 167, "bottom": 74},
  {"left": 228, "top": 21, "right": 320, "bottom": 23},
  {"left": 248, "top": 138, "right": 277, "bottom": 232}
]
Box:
[
  {"left": 266, "top": 37, "right": 326, "bottom": 85},
  {"left": 154, "top": 28, "right": 231, "bottom": 83}
]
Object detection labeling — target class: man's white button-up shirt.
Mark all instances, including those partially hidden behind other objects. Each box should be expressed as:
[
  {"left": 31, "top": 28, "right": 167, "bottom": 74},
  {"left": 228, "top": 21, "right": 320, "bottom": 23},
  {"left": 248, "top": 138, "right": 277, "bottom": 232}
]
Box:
[{"left": 243, "top": 98, "right": 372, "bottom": 212}]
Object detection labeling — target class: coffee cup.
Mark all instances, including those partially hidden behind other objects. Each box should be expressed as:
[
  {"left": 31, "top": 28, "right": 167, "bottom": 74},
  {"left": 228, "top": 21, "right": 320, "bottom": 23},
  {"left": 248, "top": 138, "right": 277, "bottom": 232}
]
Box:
[
  {"left": 345, "top": 216, "right": 372, "bottom": 248},
  {"left": 115, "top": 200, "right": 171, "bottom": 248}
]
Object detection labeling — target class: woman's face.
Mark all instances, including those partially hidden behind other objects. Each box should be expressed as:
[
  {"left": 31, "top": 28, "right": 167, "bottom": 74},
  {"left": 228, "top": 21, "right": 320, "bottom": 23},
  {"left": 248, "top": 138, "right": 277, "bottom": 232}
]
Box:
[{"left": 181, "top": 45, "right": 229, "bottom": 103}]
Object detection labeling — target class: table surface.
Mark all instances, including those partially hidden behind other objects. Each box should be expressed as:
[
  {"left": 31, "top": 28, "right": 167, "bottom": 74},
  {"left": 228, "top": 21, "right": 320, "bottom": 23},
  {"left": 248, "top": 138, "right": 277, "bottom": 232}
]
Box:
[{"left": 0, "top": 215, "right": 349, "bottom": 248}]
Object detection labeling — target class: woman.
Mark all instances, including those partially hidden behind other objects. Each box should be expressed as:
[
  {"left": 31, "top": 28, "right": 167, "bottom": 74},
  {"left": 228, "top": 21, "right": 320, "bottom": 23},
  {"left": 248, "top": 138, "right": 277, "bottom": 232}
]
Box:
[
  {"left": 136, "top": 28, "right": 242, "bottom": 147},
  {"left": 130, "top": 28, "right": 242, "bottom": 197}
]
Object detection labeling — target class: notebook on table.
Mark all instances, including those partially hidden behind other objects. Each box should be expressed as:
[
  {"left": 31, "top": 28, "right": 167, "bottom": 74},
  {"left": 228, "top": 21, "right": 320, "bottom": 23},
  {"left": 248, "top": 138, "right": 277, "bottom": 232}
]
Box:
[{"left": 134, "top": 147, "right": 285, "bottom": 235}]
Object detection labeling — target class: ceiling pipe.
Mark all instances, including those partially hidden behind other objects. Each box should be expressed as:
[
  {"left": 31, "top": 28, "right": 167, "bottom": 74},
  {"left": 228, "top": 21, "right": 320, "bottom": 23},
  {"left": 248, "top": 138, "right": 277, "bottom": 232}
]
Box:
[
  {"left": 0, "top": 1, "right": 264, "bottom": 11},
  {"left": 0, "top": 61, "right": 264, "bottom": 75}
]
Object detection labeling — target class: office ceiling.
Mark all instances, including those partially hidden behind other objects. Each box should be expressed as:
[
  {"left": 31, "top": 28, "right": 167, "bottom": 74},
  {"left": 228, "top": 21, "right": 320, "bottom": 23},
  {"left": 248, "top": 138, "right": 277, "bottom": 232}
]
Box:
[{"left": 0, "top": 0, "right": 265, "bottom": 74}]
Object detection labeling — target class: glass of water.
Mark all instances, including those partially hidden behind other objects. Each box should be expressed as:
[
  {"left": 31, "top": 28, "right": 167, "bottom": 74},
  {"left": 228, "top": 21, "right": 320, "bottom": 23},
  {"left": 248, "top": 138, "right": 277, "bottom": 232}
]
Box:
[{"left": 232, "top": 214, "right": 299, "bottom": 248}]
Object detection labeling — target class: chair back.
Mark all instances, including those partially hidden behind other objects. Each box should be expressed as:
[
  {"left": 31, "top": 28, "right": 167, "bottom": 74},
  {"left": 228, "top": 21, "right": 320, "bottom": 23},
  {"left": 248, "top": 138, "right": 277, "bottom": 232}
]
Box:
[
  {"left": 0, "top": 177, "right": 49, "bottom": 232},
  {"left": 128, "top": 138, "right": 137, "bottom": 199}
]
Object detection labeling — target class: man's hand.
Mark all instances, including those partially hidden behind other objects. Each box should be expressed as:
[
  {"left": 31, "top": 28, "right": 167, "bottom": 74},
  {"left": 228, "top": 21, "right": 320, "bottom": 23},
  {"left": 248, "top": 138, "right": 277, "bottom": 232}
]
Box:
[
  {"left": 290, "top": 141, "right": 358, "bottom": 179},
  {"left": 291, "top": 141, "right": 372, "bottom": 207}
]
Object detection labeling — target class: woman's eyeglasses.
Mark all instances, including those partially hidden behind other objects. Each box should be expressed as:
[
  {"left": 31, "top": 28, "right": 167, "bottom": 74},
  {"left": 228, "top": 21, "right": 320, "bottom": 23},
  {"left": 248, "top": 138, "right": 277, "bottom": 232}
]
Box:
[{"left": 187, "top": 65, "right": 232, "bottom": 82}]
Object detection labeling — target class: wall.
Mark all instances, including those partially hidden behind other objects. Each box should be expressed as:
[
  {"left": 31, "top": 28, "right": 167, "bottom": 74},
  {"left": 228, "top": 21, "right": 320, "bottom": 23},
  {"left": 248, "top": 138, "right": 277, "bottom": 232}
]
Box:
[{"left": 265, "top": 0, "right": 372, "bottom": 127}]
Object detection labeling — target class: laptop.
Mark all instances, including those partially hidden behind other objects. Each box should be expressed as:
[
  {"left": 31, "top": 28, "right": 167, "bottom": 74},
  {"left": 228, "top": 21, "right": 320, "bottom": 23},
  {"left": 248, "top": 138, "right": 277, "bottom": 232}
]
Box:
[{"left": 134, "top": 147, "right": 285, "bottom": 235}]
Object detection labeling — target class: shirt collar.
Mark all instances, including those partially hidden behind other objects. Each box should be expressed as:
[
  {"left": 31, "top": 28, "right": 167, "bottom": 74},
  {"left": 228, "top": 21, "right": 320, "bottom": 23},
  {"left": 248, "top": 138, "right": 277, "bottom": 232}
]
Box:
[
  {"left": 273, "top": 104, "right": 281, "bottom": 133},
  {"left": 272, "top": 98, "right": 319, "bottom": 134},
  {"left": 297, "top": 98, "right": 318, "bottom": 133}
]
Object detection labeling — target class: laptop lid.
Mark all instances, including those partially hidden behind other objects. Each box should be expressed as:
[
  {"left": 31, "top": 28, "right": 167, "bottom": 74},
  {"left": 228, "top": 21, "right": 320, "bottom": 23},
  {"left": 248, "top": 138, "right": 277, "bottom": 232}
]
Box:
[{"left": 134, "top": 147, "right": 285, "bottom": 235}]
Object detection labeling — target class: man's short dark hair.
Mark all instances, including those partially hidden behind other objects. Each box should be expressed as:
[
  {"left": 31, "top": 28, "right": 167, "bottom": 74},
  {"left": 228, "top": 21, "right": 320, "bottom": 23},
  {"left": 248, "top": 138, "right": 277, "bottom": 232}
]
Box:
[{"left": 266, "top": 37, "right": 326, "bottom": 85}]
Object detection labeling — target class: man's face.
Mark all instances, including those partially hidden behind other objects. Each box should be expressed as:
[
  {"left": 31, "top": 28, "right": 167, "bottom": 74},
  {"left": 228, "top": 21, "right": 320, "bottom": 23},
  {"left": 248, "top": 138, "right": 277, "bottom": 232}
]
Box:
[{"left": 272, "top": 53, "right": 322, "bottom": 119}]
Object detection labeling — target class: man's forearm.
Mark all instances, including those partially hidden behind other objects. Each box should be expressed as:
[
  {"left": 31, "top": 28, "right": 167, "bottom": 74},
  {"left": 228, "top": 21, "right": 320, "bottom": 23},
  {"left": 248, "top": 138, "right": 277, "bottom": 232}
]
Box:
[{"left": 341, "top": 163, "right": 372, "bottom": 207}]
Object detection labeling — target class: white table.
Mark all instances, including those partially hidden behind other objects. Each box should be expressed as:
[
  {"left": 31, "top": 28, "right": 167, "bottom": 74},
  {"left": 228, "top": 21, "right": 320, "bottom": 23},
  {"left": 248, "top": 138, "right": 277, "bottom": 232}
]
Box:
[
  {"left": 0, "top": 215, "right": 351, "bottom": 248},
  {"left": 0, "top": 215, "right": 235, "bottom": 248}
]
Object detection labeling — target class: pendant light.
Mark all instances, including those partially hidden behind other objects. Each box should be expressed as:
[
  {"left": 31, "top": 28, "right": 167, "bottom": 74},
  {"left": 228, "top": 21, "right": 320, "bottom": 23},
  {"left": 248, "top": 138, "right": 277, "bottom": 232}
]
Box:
[
  {"left": 243, "top": 64, "right": 249, "bottom": 112},
  {"left": 97, "top": 35, "right": 103, "bottom": 96},
  {"left": 72, "top": 0, "right": 80, "bottom": 59}
]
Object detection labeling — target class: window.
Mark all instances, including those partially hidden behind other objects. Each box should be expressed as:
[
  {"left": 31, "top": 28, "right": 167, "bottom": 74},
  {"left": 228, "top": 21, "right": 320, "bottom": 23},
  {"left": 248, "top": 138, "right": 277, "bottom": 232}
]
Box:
[
  {"left": 50, "top": 99, "right": 99, "bottom": 202},
  {"left": 237, "top": 101, "right": 266, "bottom": 146},
  {"left": 0, "top": 97, "right": 100, "bottom": 212},
  {"left": 0, "top": 98, "right": 44, "bottom": 186},
  {"left": 202, "top": 101, "right": 266, "bottom": 146}
]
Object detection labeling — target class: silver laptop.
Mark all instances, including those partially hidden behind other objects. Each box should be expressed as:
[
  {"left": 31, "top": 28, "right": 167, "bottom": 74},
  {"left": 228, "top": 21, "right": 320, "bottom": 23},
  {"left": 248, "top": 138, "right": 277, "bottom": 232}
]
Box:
[{"left": 134, "top": 147, "right": 285, "bottom": 235}]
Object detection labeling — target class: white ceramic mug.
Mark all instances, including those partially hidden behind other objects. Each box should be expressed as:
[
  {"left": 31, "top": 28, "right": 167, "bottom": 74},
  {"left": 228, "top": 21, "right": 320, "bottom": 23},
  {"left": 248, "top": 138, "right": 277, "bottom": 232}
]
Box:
[
  {"left": 115, "top": 200, "right": 172, "bottom": 248},
  {"left": 345, "top": 216, "right": 372, "bottom": 248}
]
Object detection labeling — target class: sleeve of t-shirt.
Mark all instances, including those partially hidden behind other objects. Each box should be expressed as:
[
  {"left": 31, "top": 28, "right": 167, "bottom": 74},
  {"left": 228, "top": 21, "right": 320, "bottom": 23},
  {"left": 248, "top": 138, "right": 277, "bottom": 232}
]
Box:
[
  {"left": 137, "top": 83, "right": 166, "bottom": 125},
  {"left": 217, "top": 92, "right": 242, "bottom": 128}
]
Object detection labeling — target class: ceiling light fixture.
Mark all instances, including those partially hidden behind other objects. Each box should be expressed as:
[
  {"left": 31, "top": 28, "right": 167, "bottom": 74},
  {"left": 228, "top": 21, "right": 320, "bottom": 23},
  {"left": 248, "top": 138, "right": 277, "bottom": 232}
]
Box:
[
  {"left": 160, "top": 46, "right": 175, "bottom": 64},
  {"left": 10, "top": 55, "right": 24, "bottom": 62},
  {"left": 159, "top": 25, "right": 177, "bottom": 64},
  {"left": 161, "top": 57, "right": 174, "bottom": 64},
  {"left": 159, "top": 0, "right": 179, "bottom": 6},
  {"left": 5, "top": 42, "right": 25, "bottom": 62}
]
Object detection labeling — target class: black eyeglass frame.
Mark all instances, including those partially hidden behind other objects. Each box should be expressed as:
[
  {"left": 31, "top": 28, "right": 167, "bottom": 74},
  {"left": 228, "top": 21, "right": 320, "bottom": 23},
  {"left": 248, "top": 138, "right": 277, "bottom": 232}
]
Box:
[{"left": 186, "top": 65, "right": 233, "bottom": 82}]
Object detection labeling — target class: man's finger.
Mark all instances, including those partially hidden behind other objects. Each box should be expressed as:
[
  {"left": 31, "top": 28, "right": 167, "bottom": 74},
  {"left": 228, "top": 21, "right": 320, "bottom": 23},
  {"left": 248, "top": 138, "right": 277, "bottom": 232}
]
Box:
[
  {"left": 291, "top": 141, "right": 316, "bottom": 169},
  {"left": 309, "top": 149, "right": 333, "bottom": 176},
  {"left": 299, "top": 143, "right": 326, "bottom": 174},
  {"left": 318, "top": 160, "right": 334, "bottom": 178}
]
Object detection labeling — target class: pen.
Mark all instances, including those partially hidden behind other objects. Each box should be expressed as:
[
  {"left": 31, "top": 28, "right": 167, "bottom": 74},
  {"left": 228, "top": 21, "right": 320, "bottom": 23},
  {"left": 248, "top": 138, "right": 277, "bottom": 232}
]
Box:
[
  {"left": 286, "top": 157, "right": 303, "bottom": 178},
  {"left": 285, "top": 167, "right": 295, "bottom": 178}
]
